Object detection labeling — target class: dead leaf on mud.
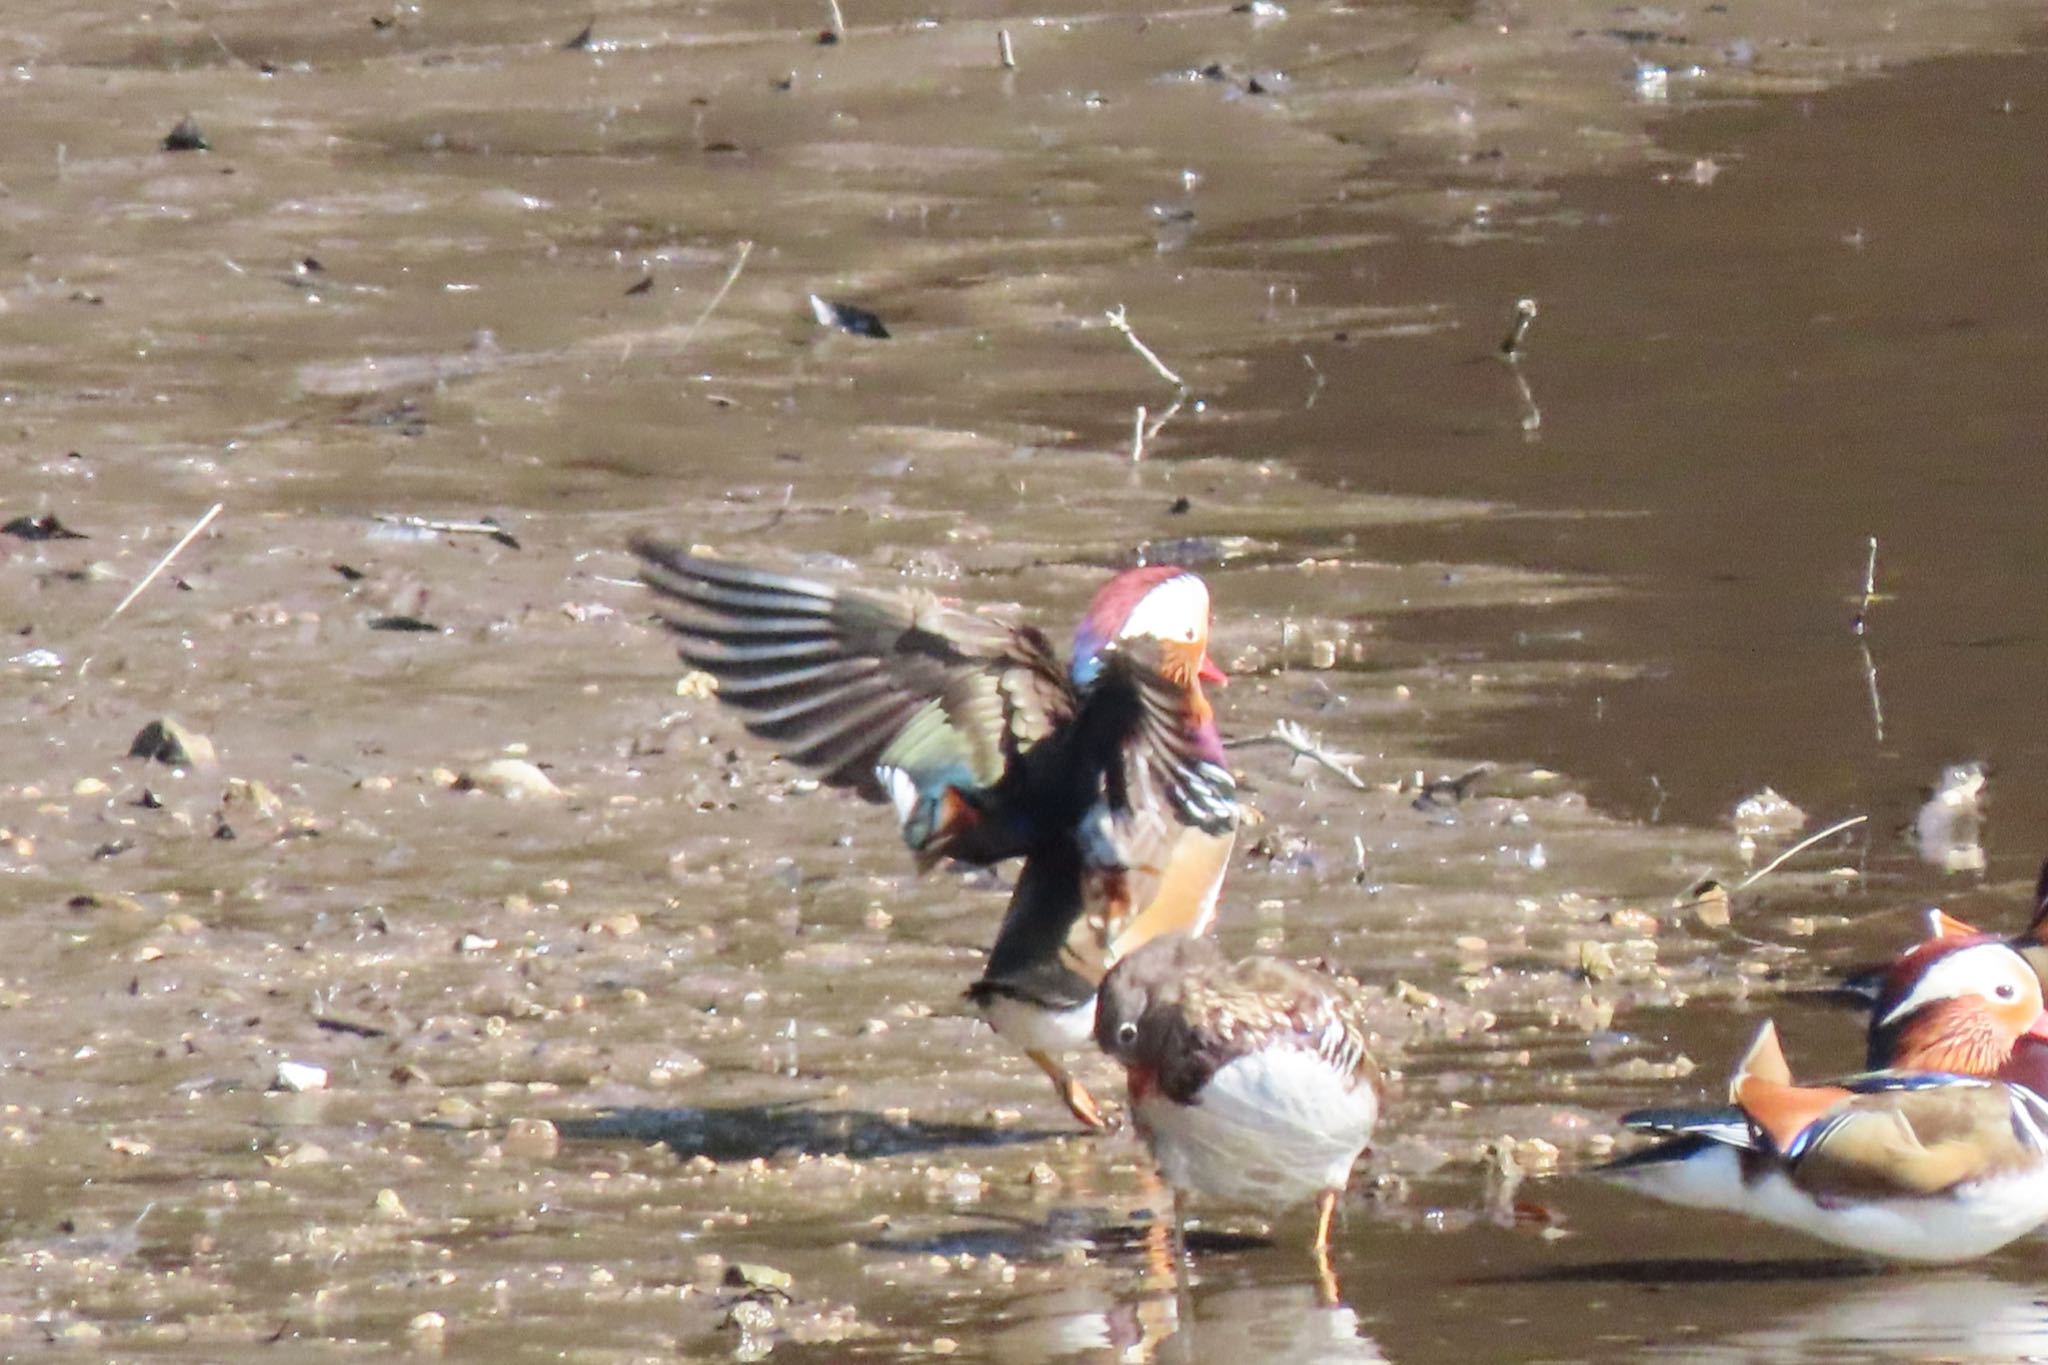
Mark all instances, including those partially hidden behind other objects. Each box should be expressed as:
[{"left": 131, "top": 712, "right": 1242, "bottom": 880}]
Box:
[
  {"left": 128, "top": 717, "right": 217, "bottom": 770},
  {"left": 3, "top": 513, "right": 88, "bottom": 541},
  {"left": 161, "top": 114, "right": 209, "bottom": 152}
]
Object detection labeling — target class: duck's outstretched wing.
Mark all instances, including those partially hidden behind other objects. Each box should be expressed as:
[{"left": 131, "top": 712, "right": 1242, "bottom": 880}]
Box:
[{"left": 633, "top": 542, "right": 1074, "bottom": 858}]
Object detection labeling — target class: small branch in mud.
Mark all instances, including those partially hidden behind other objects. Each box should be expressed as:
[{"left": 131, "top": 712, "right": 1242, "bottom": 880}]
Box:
[
  {"left": 1851, "top": 536, "right": 1883, "bottom": 740},
  {"left": 370, "top": 513, "right": 520, "bottom": 549},
  {"left": 1732, "top": 813, "right": 1868, "bottom": 892},
  {"left": 1859, "top": 637, "right": 1886, "bottom": 744},
  {"left": 997, "top": 28, "right": 1016, "bottom": 69},
  {"left": 825, "top": 0, "right": 846, "bottom": 40},
  {"left": 107, "top": 502, "right": 223, "bottom": 622},
  {"left": 1508, "top": 362, "right": 1541, "bottom": 435},
  {"left": 1146, "top": 394, "right": 1185, "bottom": 445},
  {"left": 1229, "top": 719, "right": 1371, "bottom": 791},
  {"left": 1130, "top": 405, "right": 1148, "bottom": 463},
  {"left": 1302, "top": 353, "right": 1326, "bottom": 409},
  {"left": 677, "top": 240, "right": 755, "bottom": 353},
  {"left": 1852, "top": 535, "right": 1878, "bottom": 635},
  {"left": 1103, "top": 304, "right": 1187, "bottom": 391},
  {"left": 1499, "top": 297, "right": 1539, "bottom": 358},
  {"left": 164, "top": 0, "right": 255, "bottom": 71}
]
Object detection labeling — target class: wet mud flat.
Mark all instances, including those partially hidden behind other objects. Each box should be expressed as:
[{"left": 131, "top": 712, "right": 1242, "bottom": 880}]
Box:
[{"left": 5, "top": 0, "right": 2048, "bottom": 1359}]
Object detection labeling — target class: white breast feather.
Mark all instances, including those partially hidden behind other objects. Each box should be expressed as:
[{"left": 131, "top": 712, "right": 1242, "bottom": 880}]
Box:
[{"left": 1140, "top": 1046, "right": 1376, "bottom": 1208}]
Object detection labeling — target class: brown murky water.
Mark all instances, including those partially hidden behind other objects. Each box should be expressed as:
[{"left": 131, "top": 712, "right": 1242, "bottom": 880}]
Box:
[{"left": 6, "top": 1, "right": 2048, "bottom": 1359}]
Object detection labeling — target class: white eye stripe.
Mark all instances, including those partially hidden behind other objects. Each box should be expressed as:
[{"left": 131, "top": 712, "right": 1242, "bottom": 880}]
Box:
[
  {"left": 1878, "top": 942, "right": 2038, "bottom": 1027},
  {"left": 1118, "top": 575, "right": 1209, "bottom": 644}
]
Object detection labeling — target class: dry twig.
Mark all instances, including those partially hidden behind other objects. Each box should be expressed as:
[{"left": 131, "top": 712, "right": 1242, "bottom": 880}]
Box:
[
  {"left": 1500, "top": 297, "right": 1538, "bottom": 358},
  {"left": 108, "top": 502, "right": 223, "bottom": 622},
  {"left": 676, "top": 240, "right": 754, "bottom": 353},
  {"left": 1103, "top": 305, "right": 1186, "bottom": 390},
  {"left": 1229, "top": 719, "right": 1371, "bottom": 791},
  {"left": 1732, "top": 814, "right": 1868, "bottom": 892}
]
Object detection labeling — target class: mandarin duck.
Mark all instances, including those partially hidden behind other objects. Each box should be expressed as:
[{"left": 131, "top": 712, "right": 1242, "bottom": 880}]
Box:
[
  {"left": 632, "top": 542, "right": 1239, "bottom": 1130},
  {"left": 1094, "top": 933, "right": 1383, "bottom": 1297},
  {"left": 1603, "top": 943, "right": 2048, "bottom": 1262}
]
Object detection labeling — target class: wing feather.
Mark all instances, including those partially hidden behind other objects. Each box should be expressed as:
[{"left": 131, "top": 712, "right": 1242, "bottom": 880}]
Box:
[{"left": 633, "top": 539, "right": 1074, "bottom": 824}]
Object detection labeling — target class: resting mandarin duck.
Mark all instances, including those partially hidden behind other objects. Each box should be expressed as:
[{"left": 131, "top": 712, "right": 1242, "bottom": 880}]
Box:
[
  {"left": 632, "top": 542, "right": 1239, "bottom": 1130},
  {"left": 1094, "top": 933, "right": 1383, "bottom": 1298},
  {"left": 1603, "top": 940, "right": 2048, "bottom": 1262}
]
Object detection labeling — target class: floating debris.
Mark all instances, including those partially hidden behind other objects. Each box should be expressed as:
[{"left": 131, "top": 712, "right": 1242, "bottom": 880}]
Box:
[
  {"left": 561, "top": 19, "right": 594, "bottom": 50},
  {"left": 1732, "top": 786, "right": 1806, "bottom": 840},
  {"left": 1914, "top": 761, "right": 1987, "bottom": 874},
  {"left": 808, "top": 294, "right": 890, "bottom": 338},
  {"left": 725, "top": 1262, "right": 795, "bottom": 1296}
]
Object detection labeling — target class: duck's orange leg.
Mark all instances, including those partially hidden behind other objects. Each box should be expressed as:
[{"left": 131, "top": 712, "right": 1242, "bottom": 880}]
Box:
[
  {"left": 1026, "top": 1049, "right": 1118, "bottom": 1132},
  {"left": 1312, "top": 1188, "right": 1342, "bottom": 1307}
]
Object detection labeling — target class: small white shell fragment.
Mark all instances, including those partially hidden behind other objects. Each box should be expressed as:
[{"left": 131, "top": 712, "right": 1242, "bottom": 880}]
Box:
[{"left": 274, "top": 1060, "right": 329, "bottom": 1093}]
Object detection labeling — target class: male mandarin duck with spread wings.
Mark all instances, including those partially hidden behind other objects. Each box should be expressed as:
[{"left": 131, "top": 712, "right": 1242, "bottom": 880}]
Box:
[{"left": 632, "top": 541, "right": 1240, "bottom": 1130}]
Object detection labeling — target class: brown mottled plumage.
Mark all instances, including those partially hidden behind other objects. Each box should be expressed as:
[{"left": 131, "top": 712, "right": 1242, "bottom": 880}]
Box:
[
  {"left": 1098, "top": 936, "right": 1382, "bottom": 1106},
  {"left": 1096, "top": 934, "right": 1383, "bottom": 1293}
]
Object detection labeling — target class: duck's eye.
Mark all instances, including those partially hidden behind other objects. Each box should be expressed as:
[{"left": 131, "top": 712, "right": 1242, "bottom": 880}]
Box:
[
  {"left": 1116, "top": 1021, "right": 1139, "bottom": 1045},
  {"left": 1997, "top": 983, "right": 2020, "bottom": 1001}
]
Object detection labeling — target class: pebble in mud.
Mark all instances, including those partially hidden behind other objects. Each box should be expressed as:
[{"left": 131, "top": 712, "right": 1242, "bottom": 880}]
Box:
[
  {"left": 453, "top": 757, "right": 561, "bottom": 799},
  {"left": 160, "top": 114, "right": 209, "bottom": 151},
  {"left": 272, "top": 1060, "right": 328, "bottom": 1092},
  {"left": 127, "top": 717, "right": 217, "bottom": 770},
  {"left": 406, "top": 1310, "right": 446, "bottom": 1350},
  {"left": 503, "top": 1117, "right": 560, "bottom": 1159}
]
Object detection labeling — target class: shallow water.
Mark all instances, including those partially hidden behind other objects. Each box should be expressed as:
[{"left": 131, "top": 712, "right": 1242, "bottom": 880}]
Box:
[{"left": 5, "top": 2, "right": 2048, "bottom": 1360}]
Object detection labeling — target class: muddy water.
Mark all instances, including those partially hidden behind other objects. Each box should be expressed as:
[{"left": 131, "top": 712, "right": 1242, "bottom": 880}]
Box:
[
  {"left": 6, "top": 1, "right": 2048, "bottom": 1360},
  {"left": 1262, "top": 47, "right": 2048, "bottom": 859}
]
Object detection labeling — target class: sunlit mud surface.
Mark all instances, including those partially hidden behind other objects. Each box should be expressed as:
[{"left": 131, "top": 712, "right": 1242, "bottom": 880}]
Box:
[{"left": 5, "top": 1, "right": 2048, "bottom": 1359}]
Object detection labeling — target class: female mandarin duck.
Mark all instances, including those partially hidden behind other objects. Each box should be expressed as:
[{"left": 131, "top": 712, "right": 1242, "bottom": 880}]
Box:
[
  {"left": 1604, "top": 938, "right": 2048, "bottom": 1262},
  {"left": 631, "top": 542, "right": 1239, "bottom": 1131},
  {"left": 1094, "top": 933, "right": 1383, "bottom": 1299}
]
